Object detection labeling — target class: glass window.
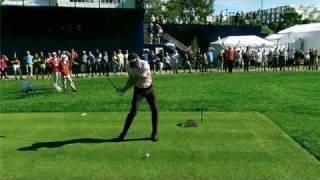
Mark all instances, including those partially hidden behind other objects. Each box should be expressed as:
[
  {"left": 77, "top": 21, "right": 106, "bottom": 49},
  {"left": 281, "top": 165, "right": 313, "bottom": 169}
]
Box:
[{"left": 70, "top": 0, "right": 94, "bottom": 2}]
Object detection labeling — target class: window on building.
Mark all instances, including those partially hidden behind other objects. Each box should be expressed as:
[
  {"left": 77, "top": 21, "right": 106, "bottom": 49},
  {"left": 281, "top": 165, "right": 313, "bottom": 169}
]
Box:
[
  {"left": 70, "top": 0, "right": 94, "bottom": 2},
  {"left": 69, "top": 0, "right": 122, "bottom": 2},
  {"left": 69, "top": 0, "right": 122, "bottom": 3}
]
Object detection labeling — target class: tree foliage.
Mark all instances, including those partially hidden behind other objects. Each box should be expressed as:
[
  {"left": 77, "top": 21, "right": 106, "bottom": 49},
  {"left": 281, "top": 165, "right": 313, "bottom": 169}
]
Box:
[
  {"left": 268, "top": 8, "right": 303, "bottom": 32},
  {"left": 165, "top": 0, "right": 213, "bottom": 22},
  {"left": 144, "top": 0, "right": 163, "bottom": 23},
  {"left": 279, "top": 8, "right": 302, "bottom": 29},
  {"left": 302, "top": 18, "right": 312, "bottom": 24},
  {"left": 145, "top": 0, "right": 214, "bottom": 23},
  {"left": 260, "top": 25, "right": 274, "bottom": 37}
]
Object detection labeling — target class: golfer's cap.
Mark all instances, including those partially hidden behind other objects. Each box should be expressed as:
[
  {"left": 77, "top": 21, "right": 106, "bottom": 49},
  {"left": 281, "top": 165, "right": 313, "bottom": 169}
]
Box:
[
  {"left": 128, "top": 52, "right": 139, "bottom": 62},
  {"left": 52, "top": 52, "right": 57, "bottom": 55}
]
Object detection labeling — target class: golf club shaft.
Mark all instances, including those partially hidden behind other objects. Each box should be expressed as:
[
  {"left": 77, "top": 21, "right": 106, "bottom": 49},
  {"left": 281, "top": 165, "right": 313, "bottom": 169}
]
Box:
[{"left": 107, "top": 76, "right": 117, "bottom": 90}]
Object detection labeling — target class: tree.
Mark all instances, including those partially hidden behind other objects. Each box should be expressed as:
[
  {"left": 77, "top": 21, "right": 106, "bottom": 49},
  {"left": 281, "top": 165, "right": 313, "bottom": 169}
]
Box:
[
  {"left": 164, "top": 0, "right": 214, "bottom": 23},
  {"left": 280, "top": 8, "right": 302, "bottom": 27},
  {"left": 267, "top": 8, "right": 303, "bottom": 32},
  {"left": 260, "top": 25, "right": 274, "bottom": 37},
  {"left": 302, "top": 18, "right": 311, "bottom": 24},
  {"left": 269, "top": 22, "right": 279, "bottom": 32},
  {"left": 144, "top": 0, "right": 164, "bottom": 23},
  {"left": 163, "top": 0, "right": 183, "bottom": 23}
]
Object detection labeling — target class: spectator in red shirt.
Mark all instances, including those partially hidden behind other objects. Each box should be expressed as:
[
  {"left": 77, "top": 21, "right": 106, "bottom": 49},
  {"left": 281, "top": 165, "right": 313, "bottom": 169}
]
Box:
[
  {"left": 0, "top": 55, "right": 9, "bottom": 80},
  {"left": 221, "top": 43, "right": 237, "bottom": 73},
  {"left": 60, "top": 56, "right": 76, "bottom": 92},
  {"left": 48, "top": 52, "right": 62, "bottom": 90}
]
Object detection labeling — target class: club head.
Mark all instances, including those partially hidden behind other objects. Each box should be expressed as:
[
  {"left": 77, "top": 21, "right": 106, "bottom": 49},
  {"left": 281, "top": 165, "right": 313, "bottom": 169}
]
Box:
[{"left": 116, "top": 90, "right": 124, "bottom": 96}]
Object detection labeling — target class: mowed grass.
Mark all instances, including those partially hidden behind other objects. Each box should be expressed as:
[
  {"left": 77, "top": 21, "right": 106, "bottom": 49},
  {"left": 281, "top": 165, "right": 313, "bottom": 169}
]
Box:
[
  {"left": 0, "top": 112, "right": 319, "bottom": 180},
  {"left": 0, "top": 72, "right": 320, "bottom": 160}
]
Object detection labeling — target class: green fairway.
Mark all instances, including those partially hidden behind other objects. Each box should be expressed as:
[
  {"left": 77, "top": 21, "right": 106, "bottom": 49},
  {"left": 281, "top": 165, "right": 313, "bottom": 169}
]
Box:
[
  {"left": 1, "top": 72, "right": 319, "bottom": 160},
  {"left": 1, "top": 72, "right": 320, "bottom": 179},
  {"left": 1, "top": 112, "right": 319, "bottom": 180}
]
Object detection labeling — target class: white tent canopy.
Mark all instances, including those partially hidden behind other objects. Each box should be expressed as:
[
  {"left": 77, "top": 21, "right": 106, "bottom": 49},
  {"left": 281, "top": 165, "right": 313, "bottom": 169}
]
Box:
[
  {"left": 278, "top": 23, "right": 320, "bottom": 34},
  {"left": 265, "top": 34, "right": 287, "bottom": 41},
  {"left": 265, "top": 34, "right": 289, "bottom": 49},
  {"left": 211, "top": 35, "right": 274, "bottom": 48},
  {"left": 276, "top": 23, "right": 320, "bottom": 50}
]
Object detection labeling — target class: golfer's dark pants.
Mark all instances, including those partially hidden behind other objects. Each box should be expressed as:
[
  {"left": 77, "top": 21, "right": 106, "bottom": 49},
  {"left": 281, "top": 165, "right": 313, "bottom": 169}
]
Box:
[
  {"left": 227, "top": 60, "right": 233, "bottom": 73},
  {"left": 0, "top": 69, "right": 7, "bottom": 79},
  {"left": 244, "top": 62, "right": 249, "bottom": 72},
  {"left": 120, "top": 85, "right": 158, "bottom": 137}
]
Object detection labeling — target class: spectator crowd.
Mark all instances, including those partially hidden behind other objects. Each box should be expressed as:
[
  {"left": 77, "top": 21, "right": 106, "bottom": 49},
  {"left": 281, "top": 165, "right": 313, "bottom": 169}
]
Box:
[
  {"left": 0, "top": 47, "right": 319, "bottom": 81},
  {"left": 215, "top": 47, "right": 319, "bottom": 73},
  {"left": 148, "top": 9, "right": 262, "bottom": 27}
]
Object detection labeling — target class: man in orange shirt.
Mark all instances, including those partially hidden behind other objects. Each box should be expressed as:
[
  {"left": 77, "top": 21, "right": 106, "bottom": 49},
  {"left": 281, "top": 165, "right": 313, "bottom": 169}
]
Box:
[
  {"left": 60, "top": 56, "right": 77, "bottom": 92},
  {"left": 221, "top": 43, "right": 236, "bottom": 73}
]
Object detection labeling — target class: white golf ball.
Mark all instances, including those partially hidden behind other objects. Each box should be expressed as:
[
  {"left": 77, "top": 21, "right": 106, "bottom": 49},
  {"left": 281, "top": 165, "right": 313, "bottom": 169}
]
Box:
[{"left": 145, "top": 153, "right": 150, "bottom": 158}]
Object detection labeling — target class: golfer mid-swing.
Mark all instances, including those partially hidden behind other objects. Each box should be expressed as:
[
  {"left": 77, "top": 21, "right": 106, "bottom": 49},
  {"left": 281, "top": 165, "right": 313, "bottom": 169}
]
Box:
[{"left": 116, "top": 53, "right": 159, "bottom": 142}]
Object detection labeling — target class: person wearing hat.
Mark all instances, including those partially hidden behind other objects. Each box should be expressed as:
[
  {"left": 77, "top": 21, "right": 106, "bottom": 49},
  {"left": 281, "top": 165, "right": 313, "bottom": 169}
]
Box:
[{"left": 116, "top": 52, "right": 159, "bottom": 142}]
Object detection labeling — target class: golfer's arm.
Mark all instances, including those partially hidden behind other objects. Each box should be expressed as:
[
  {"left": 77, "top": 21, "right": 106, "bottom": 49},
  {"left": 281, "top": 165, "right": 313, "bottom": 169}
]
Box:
[{"left": 121, "top": 77, "right": 134, "bottom": 92}]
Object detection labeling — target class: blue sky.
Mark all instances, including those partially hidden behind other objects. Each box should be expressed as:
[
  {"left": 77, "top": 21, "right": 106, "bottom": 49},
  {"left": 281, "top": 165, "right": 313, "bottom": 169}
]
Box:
[{"left": 214, "top": 0, "right": 320, "bottom": 14}]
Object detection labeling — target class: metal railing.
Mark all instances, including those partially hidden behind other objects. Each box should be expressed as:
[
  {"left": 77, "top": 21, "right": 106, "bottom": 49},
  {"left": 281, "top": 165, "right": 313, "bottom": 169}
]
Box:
[{"left": 162, "top": 33, "right": 189, "bottom": 52}]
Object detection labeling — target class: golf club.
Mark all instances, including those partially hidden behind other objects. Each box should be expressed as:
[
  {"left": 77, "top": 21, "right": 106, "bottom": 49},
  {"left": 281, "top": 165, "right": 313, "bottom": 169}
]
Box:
[
  {"left": 107, "top": 76, "right": 118, "bottom": 90},
  {"left": 200, "top": 106, "right": 203, "bottom": 124},
  {"left": 107, "top": 76, "right": 123, "bottom": 96},
  {"left": 0, "top": 135, "right": 36, "bottom": 143}
]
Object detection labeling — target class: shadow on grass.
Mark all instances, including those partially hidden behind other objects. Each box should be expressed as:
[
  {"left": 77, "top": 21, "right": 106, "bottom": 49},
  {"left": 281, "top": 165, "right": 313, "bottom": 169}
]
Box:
[
  {"left": 17, "top": 137, "right": 151, "bottom": 151},
  {"left": 1, "top": 89, "right": 55, "bottom": 101}
]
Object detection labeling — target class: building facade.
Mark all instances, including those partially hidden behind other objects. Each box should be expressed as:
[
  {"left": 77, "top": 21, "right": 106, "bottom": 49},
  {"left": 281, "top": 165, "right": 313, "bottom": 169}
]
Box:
[
  {"left": 258, "top": 5, "right": 320, "bottom": 24},
  {"left": 1, "top": 0, "right": 145, "bottom": 55}
]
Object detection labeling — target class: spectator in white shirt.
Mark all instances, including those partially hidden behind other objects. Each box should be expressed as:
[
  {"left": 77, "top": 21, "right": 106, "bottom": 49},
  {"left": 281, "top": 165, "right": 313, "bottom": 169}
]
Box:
[
  {"left": 117, "top": 49, "right": 125, "bottom": 75},
  {"left": 164, "top": 52, "right": 172, "bottom": 74},
  {"left": 257, "top": 49, "right": 263, "bottom": 71}
]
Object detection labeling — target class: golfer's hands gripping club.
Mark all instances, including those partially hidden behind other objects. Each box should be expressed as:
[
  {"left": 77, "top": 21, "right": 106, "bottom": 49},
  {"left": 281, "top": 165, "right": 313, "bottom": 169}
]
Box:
[{"left": 116, "top": 88, "right": 124, "bottom": 96}]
